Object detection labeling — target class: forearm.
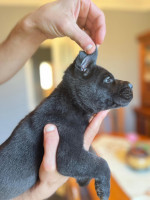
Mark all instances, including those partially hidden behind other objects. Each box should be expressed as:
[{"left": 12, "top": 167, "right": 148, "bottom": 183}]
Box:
[{"left": 0, "top": 15, "right": 46, "bottom": 84}]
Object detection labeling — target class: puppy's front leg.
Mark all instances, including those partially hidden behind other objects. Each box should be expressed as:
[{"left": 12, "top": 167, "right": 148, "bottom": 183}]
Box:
[
  {"left": 57, "top": 150, "right": 110, "bottom": 200},
  {"left": 77, "top": 146, "right": 97, "bottom": 187},
  {"left": 77, "top": 177, "right": 90, "bottom": 186}
]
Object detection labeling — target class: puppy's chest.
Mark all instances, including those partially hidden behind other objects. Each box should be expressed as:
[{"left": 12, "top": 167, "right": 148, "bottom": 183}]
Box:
[
  {"left": 66, "top": 112, "right": 86, "bottom": 124},
  {"left": 57, "top": 113, "right": 88, "bottom": 149},
  {"left": 59, "top": 112, "right": 88, "bottom": 136}
]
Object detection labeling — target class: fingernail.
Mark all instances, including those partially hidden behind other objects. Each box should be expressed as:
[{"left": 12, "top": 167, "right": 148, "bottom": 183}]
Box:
[
  {"left": 103, "top": 110, "right": 110, "bottom": 115},
  {"left": 98, "top": 110, "right": 110, "bottom": 118},
  {"left": 85, "top": 44, "right": 93, "bottom": 52},
  {"left": 96, "top": 44, "right": 100, "bottom": 49},
  {"left": 45, "top": 125, "right": 55, "bottom": 133},
  {"left": 103, "top": 110, "right": 110, "bottom": 117}
]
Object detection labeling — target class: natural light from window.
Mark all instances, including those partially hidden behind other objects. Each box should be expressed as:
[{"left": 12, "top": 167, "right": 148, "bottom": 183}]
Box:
[{"left": 39, "top": 62, "right": 53, "bottom": 90}]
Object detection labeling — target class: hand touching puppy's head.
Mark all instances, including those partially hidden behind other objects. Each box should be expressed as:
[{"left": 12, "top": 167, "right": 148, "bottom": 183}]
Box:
[{"left": 64, "top": 48, "right": 133, "bottom": 114}]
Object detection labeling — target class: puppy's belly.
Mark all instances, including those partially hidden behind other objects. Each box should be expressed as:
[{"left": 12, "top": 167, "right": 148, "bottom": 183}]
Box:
[
  {"left": 0, "top": 174, "right": 37, "bottom": 200},
  {"left": 0, "top": 144, "right": 41, "bottom": 200},
  {"left": 0, "top": 126, "right": 43, "bottom": 199}
]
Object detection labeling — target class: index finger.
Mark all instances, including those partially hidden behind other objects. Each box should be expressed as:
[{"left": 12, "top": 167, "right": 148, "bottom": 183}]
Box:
[
  {"left": 88, "top": 2, "right": 106, "bottom": 44},
  {"left": 83, "top": 110, "right": 109, "bottom": 151}
]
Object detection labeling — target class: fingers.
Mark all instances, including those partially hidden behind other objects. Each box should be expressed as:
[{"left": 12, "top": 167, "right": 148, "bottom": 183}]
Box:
[
  {"left": 83, "top": 2, "right": 106, "bottom": 45},
  {"left": 42, "top": 124, "right": 59, "bottom": 172},
  {"left": 35, "top": 124, "right": 68, "bottom": 199},
  {"left": 83, "top": 110, "right": 109, "bottom": 150},
  {"left": 75, "top": 0, "right": 106, "bottom": 51},
  {"left": 66, "top": 22, "right": 96, "bottom": 54},
  {"left": 92, "top": 12, "right": 106, "bottom": 44},
  {"left": 77, "top": 0, "right": 91, "bottom": 28},
  {"left": 90, "top": 2, "right": 106, "bottom": 44}
]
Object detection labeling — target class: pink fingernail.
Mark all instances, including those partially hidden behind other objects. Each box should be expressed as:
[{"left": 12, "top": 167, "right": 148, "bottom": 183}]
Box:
[
  {"left": 45, "top": 125, "right": 55, "bottom": 133},
  {"left": 86, "top": 44, "right": 93, "bottom": 52}
]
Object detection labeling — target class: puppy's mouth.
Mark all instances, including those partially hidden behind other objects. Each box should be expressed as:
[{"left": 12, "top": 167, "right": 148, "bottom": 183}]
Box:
[
  {"left": 114, "top": 85, "right": 133, "bottom": 107},
  {"left": 120, "top": 87, "right": 133, "bottom": 100}
]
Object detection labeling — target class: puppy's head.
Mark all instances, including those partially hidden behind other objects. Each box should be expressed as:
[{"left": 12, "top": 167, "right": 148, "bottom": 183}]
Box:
[{"left": 64, "top": 48, "right": 133, "bottom": 114}]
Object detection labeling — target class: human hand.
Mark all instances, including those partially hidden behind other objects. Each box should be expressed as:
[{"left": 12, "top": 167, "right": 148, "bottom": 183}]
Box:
[
  {"left": 0, "top": 0, "right": 106, "bottom": 84},
  {"left": 14, "top": 110, "right": 109, "bottom": 200},
  {"left": 25, "top": 0, "right": 106, "bottom": 54}
]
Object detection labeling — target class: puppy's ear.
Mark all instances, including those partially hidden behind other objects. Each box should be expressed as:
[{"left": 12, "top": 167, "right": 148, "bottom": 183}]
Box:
[{"left": 74, "top": 47, "right": 98, "bottom": 76}]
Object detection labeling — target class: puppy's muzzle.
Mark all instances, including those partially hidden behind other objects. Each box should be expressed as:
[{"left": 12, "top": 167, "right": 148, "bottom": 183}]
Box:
[{"left": 120, "top": 82, "right": 133, "bottom": 100}]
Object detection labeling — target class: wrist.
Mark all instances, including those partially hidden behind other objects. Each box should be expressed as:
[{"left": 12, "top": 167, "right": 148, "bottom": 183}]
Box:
[
  {"left": 13, "top": 189, "right": 33, "bottom": 200},
  {"left": 4, "top": 15, "right": 46, "bottom": 50}
]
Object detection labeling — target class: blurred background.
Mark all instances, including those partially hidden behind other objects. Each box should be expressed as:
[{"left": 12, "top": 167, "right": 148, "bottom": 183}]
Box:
[{"left": 0, "top": 0, "right": 150, "bottom": 200}]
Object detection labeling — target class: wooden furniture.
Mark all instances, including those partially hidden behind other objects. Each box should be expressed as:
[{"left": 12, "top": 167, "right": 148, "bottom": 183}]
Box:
[
  {"left": 109, "top": 108, "right": 125, "bottom": 133},
  {"left": 66, "top": 178, "right": 81, "bottom": 200},
  {"left": 87, "top": 177, "right": 129, "bottom": 200},
  {"left": 134, "top": 107, "right": 150, "bottom": 137},
  {"left": 138, "top": 31, "right": 150, "bottom": 106},
  {"left": 66, "top": 133, "right": 150, "bottom": 200},
  {"left": 134, "top": 31, "right": 150, "bottom": 136},
  {"left": 100, "top": 108, "right": 125, "bottom": 133},
  {"left": 66, "top": 176, "right": 129, "bottom": 200}
]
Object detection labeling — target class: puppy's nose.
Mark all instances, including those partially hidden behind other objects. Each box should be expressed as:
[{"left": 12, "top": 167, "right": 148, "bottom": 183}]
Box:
[{"left": 128, "top": 83, "right": 133, "bottom": 89}]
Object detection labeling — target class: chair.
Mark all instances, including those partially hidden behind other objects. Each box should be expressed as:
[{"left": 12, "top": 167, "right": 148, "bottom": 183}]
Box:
[{"left": 100, "top": 108, "right": 125, "bottom": 134}]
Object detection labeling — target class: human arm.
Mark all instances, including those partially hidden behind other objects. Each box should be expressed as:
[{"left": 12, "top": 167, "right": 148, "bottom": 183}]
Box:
[
  {"left": 14, "top": 110, "right": 109, "bottom": 200},
  {"left": 0, "top": 0, "right": 106, "bottom": 84}
]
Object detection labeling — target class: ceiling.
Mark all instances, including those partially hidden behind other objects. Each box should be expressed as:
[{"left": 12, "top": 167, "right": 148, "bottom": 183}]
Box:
[{"left": 0, "top": 0, "right": 150, "bottom": 11}]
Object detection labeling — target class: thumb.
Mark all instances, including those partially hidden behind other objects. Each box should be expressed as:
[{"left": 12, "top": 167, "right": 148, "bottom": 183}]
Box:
[
  {"left": 67, "top": 22, "right": 96, "bottom": 54},
  {"left": 42, "top": 124, "right": 59, "bottom": 172}
]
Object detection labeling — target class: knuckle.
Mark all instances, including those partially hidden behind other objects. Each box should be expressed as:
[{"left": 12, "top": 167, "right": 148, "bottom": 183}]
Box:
[
  {"left": 99, "top": 10, "right": 105, "bottom": 20},
  {"left": 60, "top": 18, "right": 71, "bottom": 32},
  {"left": 42, "top": 158, "right": 56, "bottom": 172}
]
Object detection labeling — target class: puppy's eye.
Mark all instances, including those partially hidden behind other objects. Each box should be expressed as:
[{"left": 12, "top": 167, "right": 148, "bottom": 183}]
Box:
[{"left": 103, "top": 76, "right": 113, "bottom": 84}]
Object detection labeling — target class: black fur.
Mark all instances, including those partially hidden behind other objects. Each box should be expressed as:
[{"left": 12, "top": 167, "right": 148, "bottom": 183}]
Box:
[{"left": 0, "top": 49, "right": 133, "bottom": 200}]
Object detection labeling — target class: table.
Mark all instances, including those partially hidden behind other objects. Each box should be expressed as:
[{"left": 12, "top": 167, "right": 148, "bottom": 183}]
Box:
[{"left": 88, "top": 133, "right": 150, "bottom": 200}]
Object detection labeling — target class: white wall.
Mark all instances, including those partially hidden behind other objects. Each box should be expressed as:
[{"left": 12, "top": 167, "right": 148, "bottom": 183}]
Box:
[
  {"left": 0, "top": 6, "right": 34, "bottom": 144},
  {"left": 0, "top": 6, "right": 150, "bottom": 144},
  {"left": 99, "top": 10, "right": 150, "bottom": 132}
]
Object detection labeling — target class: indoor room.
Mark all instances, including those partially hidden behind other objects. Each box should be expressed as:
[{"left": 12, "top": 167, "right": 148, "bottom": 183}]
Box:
[{"left": 0, "top": 0, "right": 150, "bottom": 200}]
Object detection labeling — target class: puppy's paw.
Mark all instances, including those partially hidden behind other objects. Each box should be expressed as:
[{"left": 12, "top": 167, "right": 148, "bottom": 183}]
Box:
[
  {"left": 95, "top": 179, "right": 110, "bottom": 200},
  {"left": 77, "top": 177, "right": 90, "bottom": 187}
]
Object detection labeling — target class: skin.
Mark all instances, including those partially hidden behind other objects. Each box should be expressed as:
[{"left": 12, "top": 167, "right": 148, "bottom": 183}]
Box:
[
  {"left": 0, "top": 0, "right": 106, "bottom": 84},
  {"left": 0, "top": 0, "right": 107, "bottom": 199}
]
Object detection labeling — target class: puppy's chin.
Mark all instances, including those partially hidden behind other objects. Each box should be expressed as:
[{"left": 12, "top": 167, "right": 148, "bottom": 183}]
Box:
[{"left": 114, "top": 98, "right": 132, "bottom": 107}]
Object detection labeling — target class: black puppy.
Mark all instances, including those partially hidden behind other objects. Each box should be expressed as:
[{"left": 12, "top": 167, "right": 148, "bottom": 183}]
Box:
[{"left": 0, "top": 49, "right": 133, "bottom": 200}]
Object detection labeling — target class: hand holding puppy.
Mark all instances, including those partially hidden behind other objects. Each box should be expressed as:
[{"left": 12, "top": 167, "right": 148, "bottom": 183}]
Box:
[{"left": 14, "top": 111, "right": 109, "bottom": 200}]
